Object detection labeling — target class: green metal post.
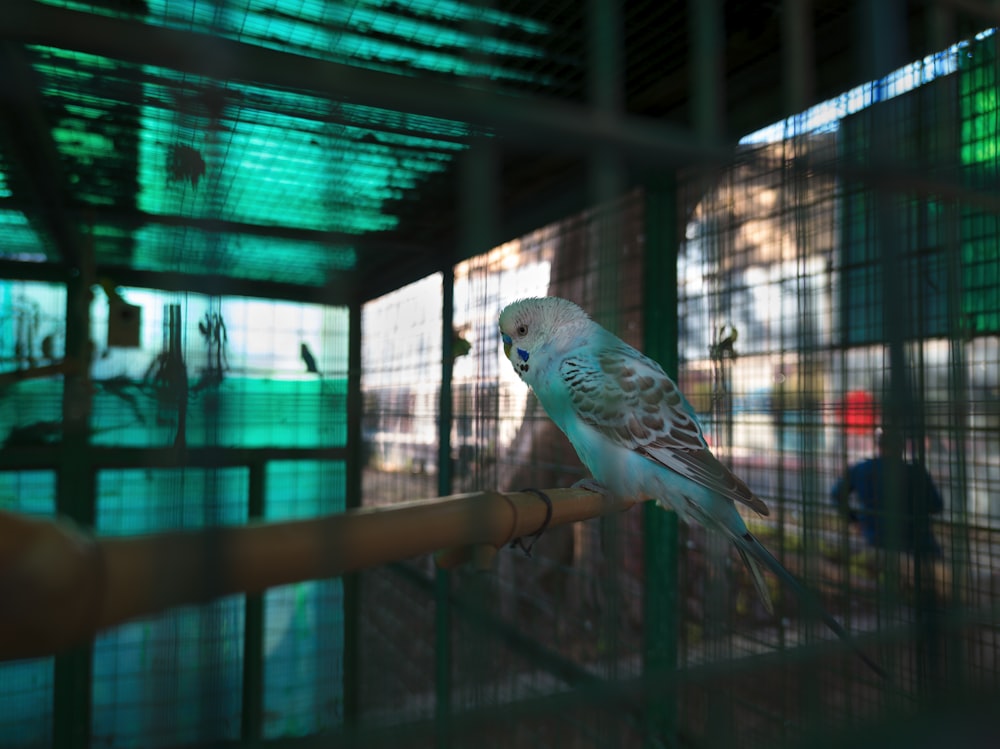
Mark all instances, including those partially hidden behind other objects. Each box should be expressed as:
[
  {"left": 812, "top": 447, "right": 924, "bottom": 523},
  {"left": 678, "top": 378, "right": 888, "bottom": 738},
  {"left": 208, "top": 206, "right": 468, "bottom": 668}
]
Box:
[
  {"left": 642, "top": 178, "right": 680, "bottom": 747},
  {"left": 930, "top": 4, "right": 969, "bottom": 691},
  {"left": 793, "top": 170, "right": 822, "bottom": 724},
  {"left": 54, "top": 270, "right": 95, "bottom": 749},
  {"left": 438, "top": 266, "right": 455, "bottom": 509},
  {"left": 435, "top": 265, "right": 455, "bottom": 749},
  {"left": 342, "top": 293, "right": 364, "bottom": 728},
  {"left": 241, "top": 460, "right": 265, "bottom": 742},
  {"left": 588, "top": 10, "right": 626, "bottom": 727},
  {"left": 866, "top": 0, "right": 908, "bottom": 691}
]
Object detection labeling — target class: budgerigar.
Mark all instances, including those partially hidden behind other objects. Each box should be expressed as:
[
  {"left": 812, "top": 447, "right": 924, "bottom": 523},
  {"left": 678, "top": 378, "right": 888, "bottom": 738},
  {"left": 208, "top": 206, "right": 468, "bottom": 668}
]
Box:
[{"left": 499, "top": 296, "right": 883, "bottom": 676}]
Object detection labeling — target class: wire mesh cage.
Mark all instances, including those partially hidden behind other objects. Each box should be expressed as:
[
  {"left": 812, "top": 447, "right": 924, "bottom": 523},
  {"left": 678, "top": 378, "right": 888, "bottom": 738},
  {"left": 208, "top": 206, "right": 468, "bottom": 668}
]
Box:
[{"left": 1, "top": 1, "right": 1000, "bottom": 749}]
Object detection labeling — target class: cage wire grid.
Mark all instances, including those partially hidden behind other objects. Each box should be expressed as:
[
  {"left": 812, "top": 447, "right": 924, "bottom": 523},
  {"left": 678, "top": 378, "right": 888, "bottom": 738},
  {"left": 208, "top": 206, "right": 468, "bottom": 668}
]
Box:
[
  {"left": 349, "top": 17, "right": 1000, "bottom": 749},
  {"left": 1, "top": 1, "right": 1000, "bottom": 749},
  {"left": 0, "top": 281, "right": 352, "bottom": 747}
]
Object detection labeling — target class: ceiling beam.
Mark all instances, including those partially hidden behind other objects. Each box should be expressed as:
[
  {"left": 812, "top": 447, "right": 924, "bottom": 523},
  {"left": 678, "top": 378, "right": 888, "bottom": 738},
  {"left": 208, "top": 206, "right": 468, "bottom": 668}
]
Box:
[
  {"left": 74, "top": 205, "right": 431, "bottom": 256},
  {"left": 0, "top": 257, "right": 356, "bottom": 305},
  {"left": 104, "top": 264, "right": 357, "bottom": 305}
]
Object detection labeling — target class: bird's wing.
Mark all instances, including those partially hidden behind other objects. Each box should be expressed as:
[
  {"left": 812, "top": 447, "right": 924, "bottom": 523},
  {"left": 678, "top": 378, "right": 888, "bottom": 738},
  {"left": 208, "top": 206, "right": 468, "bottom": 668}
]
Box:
[{"left": 560, "top": 341, "right": 769, "bottom": 516}]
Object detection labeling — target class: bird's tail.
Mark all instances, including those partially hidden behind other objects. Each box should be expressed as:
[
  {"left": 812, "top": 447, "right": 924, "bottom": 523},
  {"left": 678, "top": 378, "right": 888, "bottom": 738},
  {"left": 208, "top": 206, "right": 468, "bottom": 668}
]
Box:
[
  {"left": 737, "top": 532, "right": 887, "bottom": 679},
  {"left": 736, "top": 546, "right": 774, "bottom": 616}
]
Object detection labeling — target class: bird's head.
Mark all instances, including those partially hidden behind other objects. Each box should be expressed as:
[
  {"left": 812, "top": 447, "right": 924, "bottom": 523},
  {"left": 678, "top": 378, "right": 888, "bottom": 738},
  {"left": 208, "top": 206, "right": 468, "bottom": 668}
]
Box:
[{"left": 498, "top": 297, "right": 590, "bottom": 383}]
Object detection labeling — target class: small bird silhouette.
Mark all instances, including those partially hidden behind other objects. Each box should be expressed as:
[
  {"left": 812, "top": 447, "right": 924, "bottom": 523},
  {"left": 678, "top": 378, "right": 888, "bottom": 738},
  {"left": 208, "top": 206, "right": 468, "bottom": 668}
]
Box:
[{"left": 301, "top": 343, "right": 319, "bottom": 374}]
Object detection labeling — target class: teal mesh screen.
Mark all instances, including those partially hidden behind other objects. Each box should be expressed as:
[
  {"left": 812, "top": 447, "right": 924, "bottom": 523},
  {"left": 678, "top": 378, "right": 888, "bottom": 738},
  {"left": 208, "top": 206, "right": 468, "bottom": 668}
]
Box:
[
  {"left": 263, "top": 460, "right": 346, "bottom": 738},
  {"left": 92, "top": 467, "right": 248, "bottom": 749}
]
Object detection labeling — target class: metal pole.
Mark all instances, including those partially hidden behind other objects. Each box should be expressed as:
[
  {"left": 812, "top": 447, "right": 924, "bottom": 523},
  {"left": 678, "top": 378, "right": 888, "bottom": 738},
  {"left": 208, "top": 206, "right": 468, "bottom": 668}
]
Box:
[
  {"left": 435, "top": 266, "right": 455, "bottom": 749},
  {"left": 642, "top": 177, "right": 680, "bottom": 747},
  {"left": 864, "top": 0, "right": 909, "bottom": 691},
  {"left": 342, "top": 294, "right": 364, "bottom": 727},
  {"left": 240, "top": 461, "right": 265, "bottom": 742},
  {"left": 53, "top": 264, "right": 95, "bottom": 749}
]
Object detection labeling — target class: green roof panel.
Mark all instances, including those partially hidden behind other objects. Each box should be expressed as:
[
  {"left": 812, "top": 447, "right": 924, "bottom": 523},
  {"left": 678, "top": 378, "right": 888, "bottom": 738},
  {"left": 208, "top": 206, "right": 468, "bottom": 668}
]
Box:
[
  {"left": 20, "top": 1, "right": 564, "bottom": 286},
  {"left": 134, "top": 74, "right": 467, "bottom": 235}
]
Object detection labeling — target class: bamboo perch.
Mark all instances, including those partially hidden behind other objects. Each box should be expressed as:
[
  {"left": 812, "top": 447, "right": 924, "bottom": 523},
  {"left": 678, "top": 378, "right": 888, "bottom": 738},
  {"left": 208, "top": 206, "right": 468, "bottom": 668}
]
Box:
[
  {"left": 0, "top": 487, "right": 634, "bottom": 661},
  {"left": 0, "top": 359, "right": 79, "bottom": 388}
]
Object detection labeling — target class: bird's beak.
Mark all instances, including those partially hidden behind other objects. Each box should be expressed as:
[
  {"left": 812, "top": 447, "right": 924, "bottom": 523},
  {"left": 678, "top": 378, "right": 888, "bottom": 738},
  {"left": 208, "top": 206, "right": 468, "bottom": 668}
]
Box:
[{"left": 502, "top": 333, "right": 512, "bottom": 359}]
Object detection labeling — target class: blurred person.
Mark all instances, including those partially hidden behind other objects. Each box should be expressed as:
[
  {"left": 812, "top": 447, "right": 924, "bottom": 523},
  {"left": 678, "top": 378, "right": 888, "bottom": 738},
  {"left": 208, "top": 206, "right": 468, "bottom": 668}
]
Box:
[{"left": 831, "top": 429, "right": 944, "bottom": 557}]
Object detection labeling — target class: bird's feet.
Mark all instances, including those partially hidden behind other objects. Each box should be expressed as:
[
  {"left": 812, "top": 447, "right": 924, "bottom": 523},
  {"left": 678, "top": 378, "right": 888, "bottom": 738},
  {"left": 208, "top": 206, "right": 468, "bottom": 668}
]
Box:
[
  {"left": 572, "top": 478, "right": 612, "bottom": 497},
  {"left": 510, "top": 488, "right": 553, "bottom": 558}
]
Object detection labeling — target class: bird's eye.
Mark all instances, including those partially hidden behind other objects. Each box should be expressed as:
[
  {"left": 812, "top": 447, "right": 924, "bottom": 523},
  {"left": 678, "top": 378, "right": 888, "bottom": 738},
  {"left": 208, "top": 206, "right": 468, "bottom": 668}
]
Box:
[{"left": 516, "top": 324, "right": 528, "bottom": 337}]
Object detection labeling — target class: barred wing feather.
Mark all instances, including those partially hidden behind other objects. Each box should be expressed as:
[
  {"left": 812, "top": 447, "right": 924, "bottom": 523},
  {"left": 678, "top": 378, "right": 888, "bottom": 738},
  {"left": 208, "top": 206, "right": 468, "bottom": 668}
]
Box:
[{"left": 560, "top": 343, "right": 769, "bottom": 517}]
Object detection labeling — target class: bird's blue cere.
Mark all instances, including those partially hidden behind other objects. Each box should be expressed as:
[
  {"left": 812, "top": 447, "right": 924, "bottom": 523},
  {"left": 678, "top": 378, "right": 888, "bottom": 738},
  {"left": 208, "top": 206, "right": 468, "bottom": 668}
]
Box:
[{"left": 516, "top": 348, "right": 529, "bottom": 362}]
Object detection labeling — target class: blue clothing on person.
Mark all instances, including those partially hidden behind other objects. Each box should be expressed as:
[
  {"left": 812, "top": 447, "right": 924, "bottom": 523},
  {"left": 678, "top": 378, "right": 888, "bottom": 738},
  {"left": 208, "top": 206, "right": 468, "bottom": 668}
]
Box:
[{"left": 831, "top": 457, "right": 944, "bottom": 556}]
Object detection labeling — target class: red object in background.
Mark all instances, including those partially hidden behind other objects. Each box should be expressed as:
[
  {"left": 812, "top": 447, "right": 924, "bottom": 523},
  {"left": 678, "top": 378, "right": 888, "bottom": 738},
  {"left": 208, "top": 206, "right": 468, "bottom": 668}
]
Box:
[{"left": 841, "top": 390, "right": 880, "bottom": 435}]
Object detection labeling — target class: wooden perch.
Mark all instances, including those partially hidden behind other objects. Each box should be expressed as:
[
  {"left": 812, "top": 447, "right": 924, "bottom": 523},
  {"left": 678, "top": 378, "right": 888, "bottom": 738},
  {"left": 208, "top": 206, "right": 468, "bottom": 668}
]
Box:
[
  {"left": 0, "top": 487, "right": 635, "bottom": 661},
  {"left": 0, "top": 359, "right": 80, "bottom": 388}
]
